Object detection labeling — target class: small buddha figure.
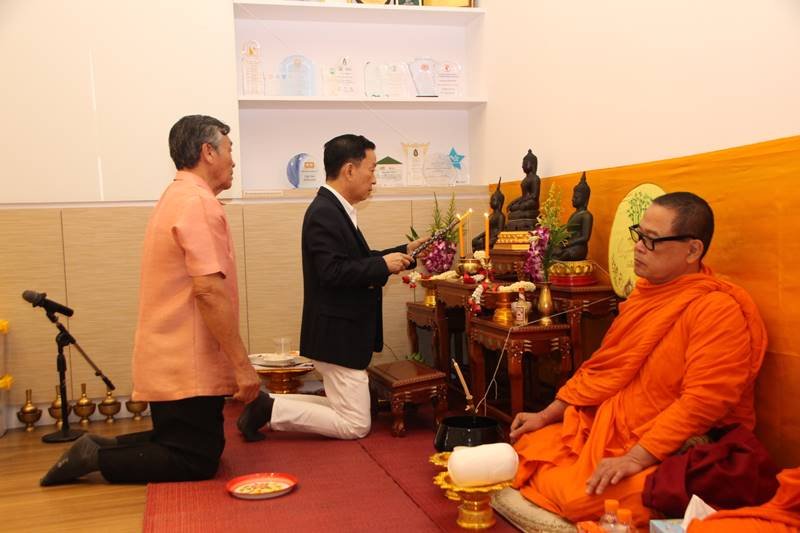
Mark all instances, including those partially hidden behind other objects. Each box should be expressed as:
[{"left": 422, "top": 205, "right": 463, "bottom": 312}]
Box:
[
  {"left": 472, "top": 178, "right": 506, "bottom": 252},
  {"left": 505, "top": 149, "right": 540, "bottom": 231},
  {"left": 553, "top": 172, "right": 593, "bottom": 261}
]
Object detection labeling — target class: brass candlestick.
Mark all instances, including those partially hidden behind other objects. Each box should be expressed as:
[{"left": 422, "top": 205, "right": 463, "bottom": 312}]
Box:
[
  {"left": 16, "top": 389, "right": 42, "bottom": 431},
  {"left": 98, "top": 389, "right": 121, "bottom": 423},
  {"left": 73, "top": 383, "right": 96, "bottom": 427},
  {"left": 125, "top": 399, "right": 148, "bottom": 421},
  {"left": 48, "top": 385, "right": 71, "bottom": 429}
]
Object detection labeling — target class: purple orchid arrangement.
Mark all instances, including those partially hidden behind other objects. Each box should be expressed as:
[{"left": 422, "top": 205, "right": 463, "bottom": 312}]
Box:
[
  {"left": 423, "top": 239, "right": 456, "bottom": 275},
  {"left": 523, "top": 225, "right": 550, "bottom": 282}
]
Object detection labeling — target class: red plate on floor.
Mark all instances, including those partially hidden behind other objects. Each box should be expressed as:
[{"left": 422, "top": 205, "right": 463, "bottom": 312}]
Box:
[{"left": 226, "top": 472, "right": 298, "bottom": 500}]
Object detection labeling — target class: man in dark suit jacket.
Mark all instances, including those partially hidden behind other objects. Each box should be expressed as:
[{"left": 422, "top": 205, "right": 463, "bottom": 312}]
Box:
[{"left": 238, "top": 134, "right": 424, "bottom": 441}]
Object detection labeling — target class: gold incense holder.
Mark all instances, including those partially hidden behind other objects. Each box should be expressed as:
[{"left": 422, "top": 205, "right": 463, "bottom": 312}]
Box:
[
  {"left": 98, "top": 389, "right": 121, "bottom": 423},
  {"left": 17, "top": 389, "right": 42, "bottom": 431},
  {"left": 125, "top": 399, "right": 148, "bottom": 421},
  {"left": 434, "top": 471, "right": 512, "bottom": 530},
  {"left": 73, "top": 383, "right": 96, "bottom": 427},
  {"left": 456, "top": 258, "right": 482, "bottom": 276}
]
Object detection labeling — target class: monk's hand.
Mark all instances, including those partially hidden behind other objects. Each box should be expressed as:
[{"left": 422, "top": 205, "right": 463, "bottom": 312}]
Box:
[
  {"left": 586, "top": 445, "right": 658, "bottom": 495},
  {"left": 509, "top": 412, "right": 547, "bottom": 442},
  {"left": 384, "top": 252, "right": 413, "bottom": 274},
  {"left": 406, "top": 237, "right": 427, "bottom": 256}
]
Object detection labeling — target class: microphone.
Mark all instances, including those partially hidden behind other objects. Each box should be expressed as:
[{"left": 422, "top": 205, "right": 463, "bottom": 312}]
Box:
[{"left": 22, "top": 290, "right": 74, "bottom": 317}]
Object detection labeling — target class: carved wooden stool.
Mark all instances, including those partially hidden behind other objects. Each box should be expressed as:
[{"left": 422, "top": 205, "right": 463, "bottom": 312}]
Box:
[{"left": 367, "top": 360, "right": 448, "bottom": 437}]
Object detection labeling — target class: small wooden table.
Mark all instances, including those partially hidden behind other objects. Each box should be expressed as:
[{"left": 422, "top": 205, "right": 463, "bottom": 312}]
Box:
[
  {"left": 468, "top": 315, "right": 571, "bottom": 423},
  {"left": 367, "top": 360, "right": 448, "bottom": 437},
  {"left": 254, "top": 365, "right": 315, "bottom": 394},
  {"left": 551, "top": 282, "right": 619, "bottom": 368},
  {"left": 406, "top": 301, "right": 442, "bottom": 369}
]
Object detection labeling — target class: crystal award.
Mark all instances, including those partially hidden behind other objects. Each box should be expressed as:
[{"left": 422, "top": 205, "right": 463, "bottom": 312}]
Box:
[
  {"left": 241, "top": 40, "right": 264, "bottom": 96},
  {"left": 279, "top": 55, "right": 315, "bottom": 96}
]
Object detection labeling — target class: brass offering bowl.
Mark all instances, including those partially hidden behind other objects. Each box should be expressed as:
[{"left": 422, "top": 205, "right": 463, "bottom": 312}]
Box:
[
  {"left": 456, "top": 258, "right": 482, "bottom": 276},
  {"left": 74, "top": 383, "right": 96, "bottom": 426},
  {"left": 17, "top": 389, "right": 42, "bottom": 431},
  {"left": 125, "top": 400, "right": 149, "bottom": 421},
  {"left": 98, "top": 389, "right": 121, "bottom": 423},
  {"left": 434, "top": 471, "right": 512, "bottom": 530}
]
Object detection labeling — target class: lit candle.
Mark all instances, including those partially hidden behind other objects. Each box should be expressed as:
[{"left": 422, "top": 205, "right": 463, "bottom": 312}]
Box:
[
  {"left": 484, "top": 212, "right": 490, "bottom": 259},
  {"left": 458, "top": 215, "right": 464, "bottom": 258}
]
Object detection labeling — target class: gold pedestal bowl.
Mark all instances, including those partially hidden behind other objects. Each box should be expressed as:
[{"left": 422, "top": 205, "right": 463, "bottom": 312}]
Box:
[
  {"left": 429, "top": 452, "right": 460, "bottom": 501},
  {"left": 434, "top": 471, "right": 512, "bottom": 530},
  {"left": 456, "top": 258, "right": 482, "bottom": 276},
  {"left": 17, "top": 389, "right": 42, "bottom": 431}
]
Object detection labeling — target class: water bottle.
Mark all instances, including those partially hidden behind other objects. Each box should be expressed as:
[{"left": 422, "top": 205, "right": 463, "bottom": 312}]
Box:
[
  {"left": 598, "top": 499, "right": 619, "bottom": 531},
  {"left": 615, "top": 508, "right": 637, "bottom": 532}
]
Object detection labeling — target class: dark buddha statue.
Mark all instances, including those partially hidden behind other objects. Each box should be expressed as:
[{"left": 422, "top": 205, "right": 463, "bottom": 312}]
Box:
[
  {"left": 472, "top": 178, "right": 506, "bottom": 253},
  {"left": 552, "top": 172, "right": 593, "bottom": 261},
  {"left": 505, "top": 149, "right": 540, "bottom": 231}
]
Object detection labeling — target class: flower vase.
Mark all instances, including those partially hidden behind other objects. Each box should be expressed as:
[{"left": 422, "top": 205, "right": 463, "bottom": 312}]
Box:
[{"left": 536, "top": 282, "right": 554, "bottom": 326}]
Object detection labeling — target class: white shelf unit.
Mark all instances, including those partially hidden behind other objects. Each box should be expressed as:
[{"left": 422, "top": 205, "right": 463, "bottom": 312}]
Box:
[{"left": 233, "top": 0, "right": 487, "bottom": 192}]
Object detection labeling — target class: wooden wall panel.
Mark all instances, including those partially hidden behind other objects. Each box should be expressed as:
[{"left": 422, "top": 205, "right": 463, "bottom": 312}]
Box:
[
  {"left": 61, "top": 207, "right": 149, "bottom": 400},
  {"left": 0, "top": 209, "right": 67, "bottom": 405},
  {"left": 223, "top": 205, "right": 249, "bottom": 347},
  {"left": 242, "top": 203, "right": 306, "bottom": 354}
]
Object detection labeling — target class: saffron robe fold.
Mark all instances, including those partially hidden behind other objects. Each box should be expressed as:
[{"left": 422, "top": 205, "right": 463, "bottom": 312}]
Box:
[
  {"left": 512, "top": 267, "right": 768, "bottom": 526},
  {"left": 688, "top": 468, "right": 800, "bottom": 533}
]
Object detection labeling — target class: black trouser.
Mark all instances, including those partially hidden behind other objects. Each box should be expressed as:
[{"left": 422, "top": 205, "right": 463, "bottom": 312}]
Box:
[{"left": 98, "top": 396, "right": 225, "bottom": 483}]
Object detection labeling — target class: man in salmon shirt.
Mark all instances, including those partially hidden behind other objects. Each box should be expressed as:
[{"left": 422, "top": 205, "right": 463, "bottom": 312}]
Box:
[
  {"left": 509, "top": 192, "right": 768, "bottom": 527},
  {"left": 40, "top": 115, "right": 260, "bottom": 486}
]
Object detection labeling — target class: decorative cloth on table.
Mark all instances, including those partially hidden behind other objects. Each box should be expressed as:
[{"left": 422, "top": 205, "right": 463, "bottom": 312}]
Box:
[{"left": 643, "top": 425, "right": 780, "bottom": 517}]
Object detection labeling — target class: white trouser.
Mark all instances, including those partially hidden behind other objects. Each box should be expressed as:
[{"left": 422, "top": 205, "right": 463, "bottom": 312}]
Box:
[{"left": 269, "top": 360, "right": 371, "bottom": 440}]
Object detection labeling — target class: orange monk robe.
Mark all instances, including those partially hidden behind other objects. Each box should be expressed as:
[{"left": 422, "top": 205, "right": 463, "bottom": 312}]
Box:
[
  {"left": 513, "top": 266, "right": 768, "bottom": 527},
  {"left": 688, "top": 467, "right": 800, "bottom": 533}
]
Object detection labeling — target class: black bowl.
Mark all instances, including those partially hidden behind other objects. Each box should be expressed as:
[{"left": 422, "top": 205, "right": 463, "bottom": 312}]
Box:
[{"left": 433, "top": 415, "right": 503, "bottom": 452}]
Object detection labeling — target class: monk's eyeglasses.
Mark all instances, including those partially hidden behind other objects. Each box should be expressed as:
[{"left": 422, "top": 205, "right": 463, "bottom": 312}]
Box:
[{"left": 628, "top": 224, "right": 697, "bottom": 251}]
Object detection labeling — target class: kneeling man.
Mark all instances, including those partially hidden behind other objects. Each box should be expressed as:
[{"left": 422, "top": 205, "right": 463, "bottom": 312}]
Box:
[{"left": 510, "top": 192, "right": 767, "bottom": 526}]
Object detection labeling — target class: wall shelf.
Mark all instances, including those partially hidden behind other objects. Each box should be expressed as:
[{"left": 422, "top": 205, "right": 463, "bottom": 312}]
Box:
[
  {"left": 238, "top": 95, "right": 487, "bottom": 110},
  {"left": 234, "top": 0, "right": 485, "bottom": 26}
]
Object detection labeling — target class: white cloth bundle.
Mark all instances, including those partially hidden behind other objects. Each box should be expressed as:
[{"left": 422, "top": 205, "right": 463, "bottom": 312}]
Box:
[{"left": 447, "top": 443, "right": 519, "bottom": 487}]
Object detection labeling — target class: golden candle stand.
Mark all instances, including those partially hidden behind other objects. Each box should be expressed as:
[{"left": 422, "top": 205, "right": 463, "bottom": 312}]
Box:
[{"left": 433, "top": 471, "right": 512, "bottom": 530}]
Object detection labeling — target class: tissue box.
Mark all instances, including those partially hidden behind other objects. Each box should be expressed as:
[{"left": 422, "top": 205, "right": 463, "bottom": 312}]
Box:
[{"left": 650, "top": 519, "right": 684, "bottom": 533}]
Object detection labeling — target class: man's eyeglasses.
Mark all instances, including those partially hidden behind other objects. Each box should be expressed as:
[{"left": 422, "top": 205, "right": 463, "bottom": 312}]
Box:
[{"left": 628, "top": 224, "right": 697, "bottom": 251}]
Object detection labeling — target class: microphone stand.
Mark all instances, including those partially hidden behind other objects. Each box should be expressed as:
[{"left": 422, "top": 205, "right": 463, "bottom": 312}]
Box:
[{"left": 41, "top": 311, "right": 115, "bottom": 443}]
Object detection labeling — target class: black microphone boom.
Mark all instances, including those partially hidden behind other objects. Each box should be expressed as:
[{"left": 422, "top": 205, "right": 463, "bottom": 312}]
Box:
[{"left": 22, "top": 290, "right": 74, "bottom": 317}]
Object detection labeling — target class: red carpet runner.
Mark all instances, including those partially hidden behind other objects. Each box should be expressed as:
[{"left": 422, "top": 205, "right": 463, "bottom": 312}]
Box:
[{"left": 143, "top": 403, "right": 517, "bottom": 532}]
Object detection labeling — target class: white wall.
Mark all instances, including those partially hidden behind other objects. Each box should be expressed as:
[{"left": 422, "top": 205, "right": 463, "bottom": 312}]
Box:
[
  {"left": 0, "top": 0, "right": 241, "bottom": 203},
  {"left": 477, "top": 0, "right": 800, "bottom": 182},
  {"left": 2, "top": 0, "right": 799, "bottom": 202}
]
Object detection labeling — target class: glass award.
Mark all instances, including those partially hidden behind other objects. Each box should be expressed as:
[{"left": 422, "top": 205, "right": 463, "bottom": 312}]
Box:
[
  {"left": 408, "top": 58, "right": 437, "bottom": 97},
  {"left": 323, "top": 57, "right": 355, "bottom": 97},
  {"left": 279, "top": 55, "right": 315, "bottom": 96},
  {"left": 435, "top": 61, "right": 462, "bottom": 97},
  {"left": 401, "top": 142, "right": 429, "bottom": 186},
  {"left": 364, "top": 62, "right": 383, "bottom": 97},
  {"left": 382, "top": 63, "right": 410, "bottom": 98},
  {"left": 287, "top": 153, "right": 321, "bottom": 189},
  {"left": 241, "top": 40, "right": 264, "bottom": 96}
]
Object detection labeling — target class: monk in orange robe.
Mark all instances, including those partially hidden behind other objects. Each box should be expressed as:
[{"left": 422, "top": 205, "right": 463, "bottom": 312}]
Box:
[
  {"left": 688, "top": 467, "right": 800, "bottom": 533},
  {"left": 510, "top": 192, "right": 768, "bottom": 528}
]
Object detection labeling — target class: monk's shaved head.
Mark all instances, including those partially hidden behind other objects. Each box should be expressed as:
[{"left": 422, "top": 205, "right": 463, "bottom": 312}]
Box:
[{"left": 652, "top": 192, "right": 714, "bottom": 259}]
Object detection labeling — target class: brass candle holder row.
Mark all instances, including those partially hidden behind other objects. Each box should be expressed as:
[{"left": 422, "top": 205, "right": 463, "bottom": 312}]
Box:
[{"left": 16, "top": 385, "right": 149, "bottom": 431}]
